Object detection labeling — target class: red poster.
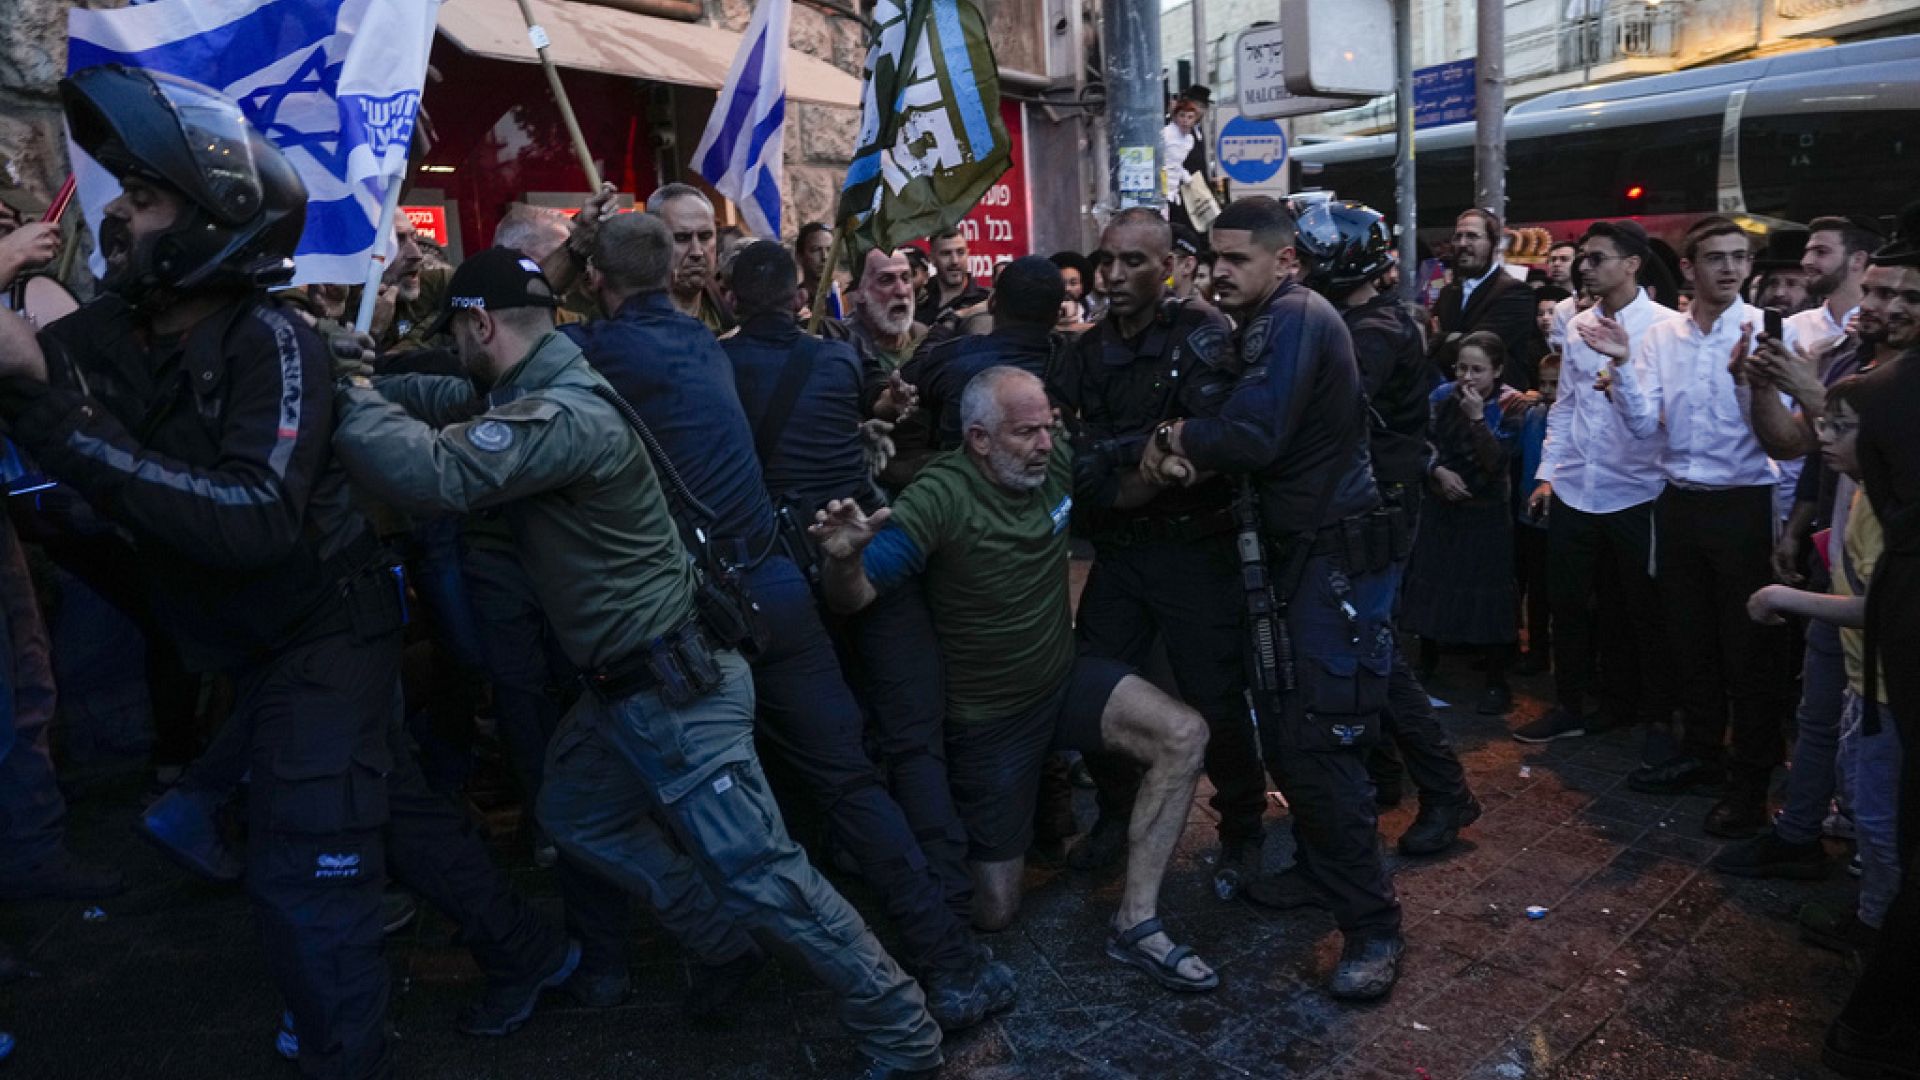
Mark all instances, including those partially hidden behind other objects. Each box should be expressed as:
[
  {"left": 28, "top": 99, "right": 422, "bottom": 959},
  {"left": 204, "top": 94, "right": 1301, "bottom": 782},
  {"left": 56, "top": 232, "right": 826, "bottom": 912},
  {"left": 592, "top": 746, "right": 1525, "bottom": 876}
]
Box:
[
  {"left": 402, "top": 206, "right": 449, "bottom": 247},
  {"left": 954, "top": 100, "right": 1031, "bottom": 286}
]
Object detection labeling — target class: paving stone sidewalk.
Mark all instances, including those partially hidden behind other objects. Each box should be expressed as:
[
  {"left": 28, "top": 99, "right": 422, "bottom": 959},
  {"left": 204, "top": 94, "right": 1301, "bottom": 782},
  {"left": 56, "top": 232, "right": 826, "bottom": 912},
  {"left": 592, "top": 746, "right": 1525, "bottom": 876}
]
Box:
[{"left": 1, "top": 652, "right": 1857, "bottom": 1079}]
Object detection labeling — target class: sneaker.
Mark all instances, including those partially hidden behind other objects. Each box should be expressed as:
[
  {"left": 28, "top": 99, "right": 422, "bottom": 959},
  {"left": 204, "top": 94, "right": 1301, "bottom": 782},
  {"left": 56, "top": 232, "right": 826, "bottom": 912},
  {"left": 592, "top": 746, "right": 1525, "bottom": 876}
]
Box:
[
  {"left": 1397, "top": 797, "right": 1483, "bottom": 857},
  {"left": 1477, "top": 685, "right": 1514, "bottom": 716},
  {"left": 1512, "top": 706, "right": 1587, "bottom": 745},
  {"left": 135, "top": 786, "right": 242, "bottom": 884},
  {"left": 1328, "top": 933, "right": 1404, "bottom": 1001},
  {"left": 923, "top": 955, "right": 1017, "bottom": 1031},
  {"left": 1242, "top": 869, "right": 1330, "bottom": 912},
  {"left": 683, "top": 945, "right": 768, "bottom": 1021},
  {"left": 1709, "top": 830, "right": 1829, "bottom": 880},
  {"left": 1798, "top": 902, "right": 1879, "bottom": 955},
  {"left": 0, "top": 849, "right": 128, "bottom": 902},
  {"left": 1212, "top": 833, "right": 1264, "bottom": 901},
  {"left": 1627, "top": 756, "right": 1725, "bottom": 796},
  {"left": 457, "top": 938, "right": 581, "bottom": 1037},
  {"left": 1066, "top": 814, "right": 1129, "bottom": 872}
]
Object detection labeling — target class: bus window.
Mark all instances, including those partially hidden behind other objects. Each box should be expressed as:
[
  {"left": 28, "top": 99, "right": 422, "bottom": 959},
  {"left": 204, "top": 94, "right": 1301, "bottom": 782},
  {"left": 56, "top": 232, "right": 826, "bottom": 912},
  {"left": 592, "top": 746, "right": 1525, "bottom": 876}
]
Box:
[
  {"left": 1739, "top": 111, "right": 1920, "bottom": 223},
  {"left": 1509, "top": 115, "right": 1720, "bottom": 221}
]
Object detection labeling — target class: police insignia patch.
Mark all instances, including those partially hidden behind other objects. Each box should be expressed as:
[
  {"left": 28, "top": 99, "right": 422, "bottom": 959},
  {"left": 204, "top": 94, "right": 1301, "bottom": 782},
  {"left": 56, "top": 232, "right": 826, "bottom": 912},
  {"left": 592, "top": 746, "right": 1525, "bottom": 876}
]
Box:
[
  {"left": 1240, "top": 315, "right": 1271, "bottom": 364},
  {"left": 1187, "top": 324, "right": 1229, "bottom": 368},
  {"left": 468, "top": 420, "right": 514, "bottom": 452}
]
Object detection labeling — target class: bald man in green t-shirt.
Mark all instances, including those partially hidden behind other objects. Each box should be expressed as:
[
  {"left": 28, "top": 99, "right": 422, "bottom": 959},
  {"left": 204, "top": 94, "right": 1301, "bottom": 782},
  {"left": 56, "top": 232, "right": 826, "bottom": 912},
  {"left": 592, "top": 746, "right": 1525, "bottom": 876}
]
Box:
[{"left": 810, "top": 365, "right": 1220, "bottom": 995}]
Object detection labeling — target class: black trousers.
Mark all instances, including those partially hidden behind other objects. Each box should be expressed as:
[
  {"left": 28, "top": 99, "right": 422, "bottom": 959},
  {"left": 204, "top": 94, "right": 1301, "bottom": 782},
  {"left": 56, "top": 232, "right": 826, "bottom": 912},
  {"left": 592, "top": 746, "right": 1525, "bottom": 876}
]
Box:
[
  {"left": 1377, "top": 487, "right": 1471, "bottom": 807},
  {"left": 1514, "top": 522, "right": 1550, "bottom": 658},
  {"left": 1653, "top": 486, "right": 1792, "bottom": 786},
  {"left": 827, "top": 579, "right": 974, "bottom": 923},
  {"left": 1074, "top": 536, "right": 1267, "bottom": 846},
  {"left": 747, "top": 555, "right": 975, "bottom": 979},
  {"left": 196, "top": 631, "right": 562, "bottom": 1079},
  {"left": 1549, "top": 495, "right": 1671, "bottom": 722}
]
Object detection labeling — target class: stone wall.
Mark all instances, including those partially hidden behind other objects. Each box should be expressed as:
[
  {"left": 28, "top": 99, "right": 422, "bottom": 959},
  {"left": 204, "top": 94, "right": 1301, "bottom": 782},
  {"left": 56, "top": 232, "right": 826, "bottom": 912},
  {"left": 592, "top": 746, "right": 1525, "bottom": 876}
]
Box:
[
  {"left": 703, "top": 0, "right": 866, "bottom": 236},
  {"left": 0, "top": 0, "right": 105, "bottom": 213}
]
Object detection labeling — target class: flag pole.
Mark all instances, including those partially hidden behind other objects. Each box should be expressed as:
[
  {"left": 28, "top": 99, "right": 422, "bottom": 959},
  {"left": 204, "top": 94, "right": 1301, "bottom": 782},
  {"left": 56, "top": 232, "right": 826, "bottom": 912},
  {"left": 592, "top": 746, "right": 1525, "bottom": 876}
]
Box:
[
  {"left": 353, "top": 152, "right": 410, "bottom": 334},
  {"left": 806, "top": 223, "right": 848, "bottom": 334},
  {"left": 514, "top": 0, "right": 603, "bottom": 191}
]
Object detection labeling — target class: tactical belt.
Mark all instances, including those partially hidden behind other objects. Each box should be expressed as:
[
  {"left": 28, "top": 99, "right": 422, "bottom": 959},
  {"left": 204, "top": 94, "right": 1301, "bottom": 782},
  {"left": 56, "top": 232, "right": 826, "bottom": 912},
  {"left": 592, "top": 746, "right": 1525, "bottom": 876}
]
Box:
[
  {"left": 584, "top": 618, "right": 725, "bottom": 706},
  {"left": 1273, "top": 505, "right": 1410, "bottom": 586},
  {"left": 1094, "top": 506, "right": 1237, "bottom": 546}
]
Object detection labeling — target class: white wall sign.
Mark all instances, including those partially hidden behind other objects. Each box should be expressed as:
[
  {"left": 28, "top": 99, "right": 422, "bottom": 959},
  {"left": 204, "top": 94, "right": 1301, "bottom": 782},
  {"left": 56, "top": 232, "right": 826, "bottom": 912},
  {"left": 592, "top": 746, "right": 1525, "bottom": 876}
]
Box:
[{"left": 1234, "top": 24, "right": 1366, "bottom": 120}]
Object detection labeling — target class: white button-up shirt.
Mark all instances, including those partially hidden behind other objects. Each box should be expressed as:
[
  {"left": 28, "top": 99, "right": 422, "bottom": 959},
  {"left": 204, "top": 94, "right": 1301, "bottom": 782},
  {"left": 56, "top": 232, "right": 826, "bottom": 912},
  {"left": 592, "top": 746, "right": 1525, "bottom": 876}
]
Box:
[
  {"left": 1539, "top": 288, "right": 1680, "bottom": 513},
  {"left": 1785, "top": 301, "right": 1856, "bottom": 359},
  {"left": 1613, "top": 297, "right": 1800, "bottom": 490},
  {"left": 1459, "top": 261, "right": 1503, "bottom": 309},
  {"left": 1547, "top": 294, "right": 1579, "bottom": 351}
]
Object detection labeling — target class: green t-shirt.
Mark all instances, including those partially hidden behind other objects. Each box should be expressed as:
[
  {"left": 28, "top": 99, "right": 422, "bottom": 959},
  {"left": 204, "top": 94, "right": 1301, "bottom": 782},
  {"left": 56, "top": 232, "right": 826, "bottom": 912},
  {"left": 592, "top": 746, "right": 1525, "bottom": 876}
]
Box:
[{"left": 886, "top": 443, "right": 1076, "bottom": 724}]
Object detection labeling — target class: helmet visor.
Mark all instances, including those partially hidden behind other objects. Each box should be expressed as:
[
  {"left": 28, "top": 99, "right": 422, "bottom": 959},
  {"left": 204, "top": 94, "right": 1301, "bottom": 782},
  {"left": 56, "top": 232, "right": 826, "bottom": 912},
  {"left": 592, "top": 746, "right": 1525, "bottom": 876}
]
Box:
[
  {"left": 1290, "top": 200, "right": 1346, "bottom": 257},
  {"left": 147, "top": 71, "right": 265, "bottom": 226}
]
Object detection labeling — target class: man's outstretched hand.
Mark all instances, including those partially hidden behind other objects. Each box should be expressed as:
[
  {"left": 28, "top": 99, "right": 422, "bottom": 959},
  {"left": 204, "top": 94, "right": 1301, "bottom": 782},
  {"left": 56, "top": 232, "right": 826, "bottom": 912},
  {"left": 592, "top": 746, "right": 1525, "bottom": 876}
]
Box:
[{"left": 810, "top": 499, "right": 892, "bottom": 561}]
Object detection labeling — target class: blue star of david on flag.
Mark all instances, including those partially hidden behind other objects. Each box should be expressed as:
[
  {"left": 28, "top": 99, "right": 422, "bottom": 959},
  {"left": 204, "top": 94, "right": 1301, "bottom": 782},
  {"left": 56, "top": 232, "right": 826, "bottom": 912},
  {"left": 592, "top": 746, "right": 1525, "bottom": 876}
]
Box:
[{"left": 67, "top": 0, "right": 443, "bottom": 285}]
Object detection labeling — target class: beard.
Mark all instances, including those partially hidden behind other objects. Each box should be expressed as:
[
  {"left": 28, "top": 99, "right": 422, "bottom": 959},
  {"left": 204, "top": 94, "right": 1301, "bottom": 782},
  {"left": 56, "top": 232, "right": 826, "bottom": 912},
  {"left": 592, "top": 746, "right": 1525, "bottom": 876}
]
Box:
[
  {"left": 1807, "top": 266, "right": 1846, "bottom": 300},
  {"left": 865, "top": 300, "right": 913, "bottom": 336},
  {"left": 986, "top": 443, "right": 1049, "bottom": 492}
]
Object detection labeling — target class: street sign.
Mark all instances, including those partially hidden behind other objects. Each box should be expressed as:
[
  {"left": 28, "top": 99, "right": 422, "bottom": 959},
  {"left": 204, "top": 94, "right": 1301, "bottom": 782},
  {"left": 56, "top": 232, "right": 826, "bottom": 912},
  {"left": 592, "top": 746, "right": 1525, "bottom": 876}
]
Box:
[
  {"left": 1282, "top": 0, "right": 1394, "bottom": 98},
  {"left": 1216, "top": 115, "right": 1288, "bottom": 185},
  {"left": 401, "top": 205, "right": 449, "bottom": 247},
  {"left": 1413, "top": 58, "right": 1476, "bottom": 129},
  {"left": 1233, "top": 24, "right": 1366, "bottom": 120}
]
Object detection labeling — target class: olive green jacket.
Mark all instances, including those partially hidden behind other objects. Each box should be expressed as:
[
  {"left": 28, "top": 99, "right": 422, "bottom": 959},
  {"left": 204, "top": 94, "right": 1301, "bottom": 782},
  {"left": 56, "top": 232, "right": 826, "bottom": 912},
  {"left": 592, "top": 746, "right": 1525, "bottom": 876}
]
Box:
[{"left": 332, "top": 330, "right": 696, "bottom": 670}]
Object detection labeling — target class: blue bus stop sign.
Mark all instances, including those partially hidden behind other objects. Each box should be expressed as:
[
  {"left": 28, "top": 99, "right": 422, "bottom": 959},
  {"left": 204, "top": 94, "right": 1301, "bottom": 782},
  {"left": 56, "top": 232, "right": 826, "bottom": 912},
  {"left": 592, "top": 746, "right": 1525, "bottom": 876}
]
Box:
[{"left": 1216, "top": 115, "right": 1288, "bottom": 185}]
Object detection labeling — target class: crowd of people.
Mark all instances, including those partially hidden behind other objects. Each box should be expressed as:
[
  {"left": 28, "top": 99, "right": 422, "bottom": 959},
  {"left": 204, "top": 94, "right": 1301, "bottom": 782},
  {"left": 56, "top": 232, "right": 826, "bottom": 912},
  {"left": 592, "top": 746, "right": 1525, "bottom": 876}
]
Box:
[{"left": 1, "top": 64, "right": 1917, "bottom": 1080}]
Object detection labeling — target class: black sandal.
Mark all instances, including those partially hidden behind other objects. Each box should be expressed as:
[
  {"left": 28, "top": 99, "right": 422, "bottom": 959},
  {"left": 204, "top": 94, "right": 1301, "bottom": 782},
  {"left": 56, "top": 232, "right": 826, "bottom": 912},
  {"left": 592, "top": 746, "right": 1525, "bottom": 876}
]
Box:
[{"left": 1105, "top": 916, "right": 1219, "bottom": 993}]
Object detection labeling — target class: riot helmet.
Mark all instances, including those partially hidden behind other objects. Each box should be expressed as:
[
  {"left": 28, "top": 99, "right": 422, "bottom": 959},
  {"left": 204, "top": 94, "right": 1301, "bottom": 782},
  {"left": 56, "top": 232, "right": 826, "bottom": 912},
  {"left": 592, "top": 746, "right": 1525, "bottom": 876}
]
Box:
[
  {"left": 60, "top": 64, "right": 306, "bottom": 305},
  {"left": 1289, "top": 197, "right": 1395, "bottom": 298}
]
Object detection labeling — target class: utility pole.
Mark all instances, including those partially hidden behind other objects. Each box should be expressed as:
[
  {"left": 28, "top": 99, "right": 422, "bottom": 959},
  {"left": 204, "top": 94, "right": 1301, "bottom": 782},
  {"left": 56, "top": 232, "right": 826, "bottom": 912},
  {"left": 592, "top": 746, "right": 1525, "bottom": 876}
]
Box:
[
  {"left": 1474, "top": 0, "right": 1506, "bottom": 220},
  {"left": 1394, "top": 0, "right": 1418, "bottom": 302},
  {"left": 1190, "top": 0, "right": 1207, "bottom": 85},
  {"left": 1104, "top": 0, "right": 1163, "bottom": 210}
]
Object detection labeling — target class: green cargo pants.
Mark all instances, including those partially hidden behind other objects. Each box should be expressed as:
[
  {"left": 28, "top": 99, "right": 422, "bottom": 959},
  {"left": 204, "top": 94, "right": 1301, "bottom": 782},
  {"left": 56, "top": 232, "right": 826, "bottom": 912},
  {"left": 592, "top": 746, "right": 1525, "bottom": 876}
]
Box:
[{"left": 538, "top": 649, "right": 942, "bottom": 1071}]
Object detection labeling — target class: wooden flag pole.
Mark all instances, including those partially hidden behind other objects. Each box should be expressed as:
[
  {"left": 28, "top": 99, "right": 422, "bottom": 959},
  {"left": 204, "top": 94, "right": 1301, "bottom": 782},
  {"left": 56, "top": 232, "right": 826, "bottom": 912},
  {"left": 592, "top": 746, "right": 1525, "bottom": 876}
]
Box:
[
  {"left": 806, "top": 222, "right": 848, "bottom": 335},
  {"left": 514, "top": 0, "right": 603, "bottom": 191}
]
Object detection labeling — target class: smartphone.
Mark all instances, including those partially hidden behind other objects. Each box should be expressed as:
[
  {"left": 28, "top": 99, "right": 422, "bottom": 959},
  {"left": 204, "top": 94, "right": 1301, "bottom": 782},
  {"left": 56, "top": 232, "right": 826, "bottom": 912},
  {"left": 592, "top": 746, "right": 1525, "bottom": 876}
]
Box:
[{"left": 1763, "top": 306, "right": 1784, "bottom": 341}]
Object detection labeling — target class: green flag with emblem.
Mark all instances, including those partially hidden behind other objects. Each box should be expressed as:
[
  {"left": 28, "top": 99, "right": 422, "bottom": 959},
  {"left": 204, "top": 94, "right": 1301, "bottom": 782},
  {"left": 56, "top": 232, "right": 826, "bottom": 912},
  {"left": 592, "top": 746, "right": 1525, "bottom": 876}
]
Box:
[{"left": 836, "top": 0, "right": 1010, "bottom": 254}]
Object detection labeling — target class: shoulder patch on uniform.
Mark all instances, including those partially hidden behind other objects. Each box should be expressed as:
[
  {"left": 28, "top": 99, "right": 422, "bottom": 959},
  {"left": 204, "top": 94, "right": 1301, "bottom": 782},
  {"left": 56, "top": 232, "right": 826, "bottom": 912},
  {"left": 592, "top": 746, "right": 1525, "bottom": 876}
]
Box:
[
  {"left": 1186, "top": 323, "right": 1230, "bottom": 369},
  {"left": 1240, "top": 314, "right": 1272, "bottom": 366},
  {"left": 467, "top": 420, "right": 515, "bottom": 452}
]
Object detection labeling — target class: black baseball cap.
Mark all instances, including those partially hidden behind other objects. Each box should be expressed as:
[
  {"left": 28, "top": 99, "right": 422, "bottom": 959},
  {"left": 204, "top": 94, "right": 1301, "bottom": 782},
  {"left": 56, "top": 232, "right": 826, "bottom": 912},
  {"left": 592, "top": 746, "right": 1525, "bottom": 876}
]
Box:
[{"left": 426, "top": 246, "right": 561, "bottom": 336}]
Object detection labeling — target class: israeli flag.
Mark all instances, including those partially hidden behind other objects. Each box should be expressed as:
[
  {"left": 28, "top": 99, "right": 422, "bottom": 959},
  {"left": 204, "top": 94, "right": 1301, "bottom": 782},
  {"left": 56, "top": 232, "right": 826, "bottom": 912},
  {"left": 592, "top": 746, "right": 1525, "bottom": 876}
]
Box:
[
  {"left": 67, "top": 0, "right": 442, "bottom": 285},
  {"left": 691, "top": 0, "right": 789, "bottom": 238}
]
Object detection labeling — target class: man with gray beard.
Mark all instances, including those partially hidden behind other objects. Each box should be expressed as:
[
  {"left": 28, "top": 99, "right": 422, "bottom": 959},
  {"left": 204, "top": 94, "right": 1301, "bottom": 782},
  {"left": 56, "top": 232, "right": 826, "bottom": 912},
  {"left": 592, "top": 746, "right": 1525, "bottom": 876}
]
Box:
[{"left": 811, "top": 366, "right": 1220, "bottom": 995}]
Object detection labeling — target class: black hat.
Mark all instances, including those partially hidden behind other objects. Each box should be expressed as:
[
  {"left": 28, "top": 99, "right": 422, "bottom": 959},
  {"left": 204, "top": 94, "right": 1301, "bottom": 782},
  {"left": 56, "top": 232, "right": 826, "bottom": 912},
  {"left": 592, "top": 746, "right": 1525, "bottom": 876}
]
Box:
[
  {"left": 1869, "top": 202, "right": 1920, "bottom": 268},
  {"left": 1179, "top": 84, "right": 1212, "bottom": 106},
  {"left": 1171, "top": 223, "right": 1204, "bottom": 257},
  {"left": 1752, "top": 227, "right": 1808, "bottom": 272},
  {"left": 427, "top": 246, "right": 561, "bottom": 336}
]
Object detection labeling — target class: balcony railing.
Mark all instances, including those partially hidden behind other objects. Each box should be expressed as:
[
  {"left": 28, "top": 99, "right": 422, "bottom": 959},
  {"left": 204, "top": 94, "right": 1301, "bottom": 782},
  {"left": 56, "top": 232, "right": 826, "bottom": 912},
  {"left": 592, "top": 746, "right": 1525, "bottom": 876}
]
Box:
[{"left": 1558, "top": 1, "right": 1683, "bottom": 70}]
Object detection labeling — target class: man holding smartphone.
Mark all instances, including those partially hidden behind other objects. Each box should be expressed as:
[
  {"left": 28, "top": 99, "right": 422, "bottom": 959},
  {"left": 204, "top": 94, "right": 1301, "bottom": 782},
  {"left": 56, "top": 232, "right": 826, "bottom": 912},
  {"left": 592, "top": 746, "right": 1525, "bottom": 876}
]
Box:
[{"left": 1594, "top": 217, "right": 1804, "bottom": 839}]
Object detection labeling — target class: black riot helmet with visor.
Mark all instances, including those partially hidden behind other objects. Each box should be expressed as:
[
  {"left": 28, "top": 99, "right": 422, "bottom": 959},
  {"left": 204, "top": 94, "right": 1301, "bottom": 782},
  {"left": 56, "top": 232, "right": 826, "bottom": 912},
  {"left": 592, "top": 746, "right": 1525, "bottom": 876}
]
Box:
[
  {"left": 1288, "top": 196, "right": 1395, "bottom": 298},
  {"left": 60, "top": 64, "right": 307, "bottom": 305}
]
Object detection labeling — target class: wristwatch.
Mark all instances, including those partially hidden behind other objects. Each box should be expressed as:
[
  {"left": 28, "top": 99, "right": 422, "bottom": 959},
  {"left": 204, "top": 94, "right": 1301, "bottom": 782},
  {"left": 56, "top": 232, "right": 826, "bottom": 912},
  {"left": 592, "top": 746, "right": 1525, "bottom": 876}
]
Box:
[
  {"left": 1154, "top": 422, "right": 1175, "bottom": 453},
  {"left": 335, "top": 373, "right": 373, "bottom": 392}
]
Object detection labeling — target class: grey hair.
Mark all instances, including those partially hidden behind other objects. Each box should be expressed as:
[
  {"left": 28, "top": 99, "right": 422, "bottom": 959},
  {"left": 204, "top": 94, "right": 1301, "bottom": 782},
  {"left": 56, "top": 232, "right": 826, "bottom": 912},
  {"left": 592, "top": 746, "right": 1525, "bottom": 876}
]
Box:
[
  {"left": 493, "top": 204, "right": 571, "bottom": 260},
  {"left": 645, "top": 182, "right": 714, "bottom": 214},
  {"left": 591, "top": 211, "right": 673, "bottom": 293},
  {"left": 959, "top": 366, "right": 1043, "bottom": 438}
]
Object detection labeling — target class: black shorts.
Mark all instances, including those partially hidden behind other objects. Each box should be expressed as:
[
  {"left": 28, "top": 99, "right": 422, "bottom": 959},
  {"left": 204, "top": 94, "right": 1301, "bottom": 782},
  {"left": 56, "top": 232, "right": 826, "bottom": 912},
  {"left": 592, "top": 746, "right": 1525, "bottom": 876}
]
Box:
[{"left": 946, "top": 656, "right": 1133, "bottom": 861}]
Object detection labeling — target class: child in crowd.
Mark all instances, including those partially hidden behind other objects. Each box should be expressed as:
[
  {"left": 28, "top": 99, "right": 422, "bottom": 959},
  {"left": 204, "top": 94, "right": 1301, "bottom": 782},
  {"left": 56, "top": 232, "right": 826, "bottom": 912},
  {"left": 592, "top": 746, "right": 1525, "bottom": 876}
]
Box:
[
  {"left": 1405, "top": 328, "right": 1520, "bottom": 714},
  {"left": 1514, "top": 353, "right": 1560, "bottom": 673},
  {"left": 1402, "top": 331, "right": 1528, "bottom": 714},
  {"left": 1746, "top": 380, "right": 1899, "bottom": 957}
]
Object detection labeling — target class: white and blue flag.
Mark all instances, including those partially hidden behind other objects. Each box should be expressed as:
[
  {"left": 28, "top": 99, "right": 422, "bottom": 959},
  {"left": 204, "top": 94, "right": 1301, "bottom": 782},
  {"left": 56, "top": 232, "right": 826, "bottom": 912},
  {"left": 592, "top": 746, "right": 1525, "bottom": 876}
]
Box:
[
  {"left": 67, "top": 0, "right": 442, "bottom": 285},
  {"left": 690, "top": 0, "right": 789, "bottom": 238}
]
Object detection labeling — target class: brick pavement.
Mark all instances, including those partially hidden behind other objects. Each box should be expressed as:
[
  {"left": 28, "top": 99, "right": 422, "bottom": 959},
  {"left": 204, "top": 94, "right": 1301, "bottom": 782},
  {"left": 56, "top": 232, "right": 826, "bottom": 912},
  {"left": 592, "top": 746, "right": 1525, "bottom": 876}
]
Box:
[{"left": 1, "top": 655, "right": 1858, "bottom": 1079}]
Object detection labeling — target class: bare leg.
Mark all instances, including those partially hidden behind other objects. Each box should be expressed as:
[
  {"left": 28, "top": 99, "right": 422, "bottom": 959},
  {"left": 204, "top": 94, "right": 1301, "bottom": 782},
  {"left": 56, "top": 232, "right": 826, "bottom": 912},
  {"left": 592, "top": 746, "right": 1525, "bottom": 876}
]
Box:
[{"left": 1097, "top": 675, "right": 1210, "bottom": 981}]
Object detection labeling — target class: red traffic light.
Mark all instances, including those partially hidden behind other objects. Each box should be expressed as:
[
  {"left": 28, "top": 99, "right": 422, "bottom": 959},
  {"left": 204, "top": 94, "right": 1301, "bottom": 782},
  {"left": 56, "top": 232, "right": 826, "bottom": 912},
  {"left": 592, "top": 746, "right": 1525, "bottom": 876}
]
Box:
[{"left": 1625, "top": 185, "right": 1645, "bottom": 200}]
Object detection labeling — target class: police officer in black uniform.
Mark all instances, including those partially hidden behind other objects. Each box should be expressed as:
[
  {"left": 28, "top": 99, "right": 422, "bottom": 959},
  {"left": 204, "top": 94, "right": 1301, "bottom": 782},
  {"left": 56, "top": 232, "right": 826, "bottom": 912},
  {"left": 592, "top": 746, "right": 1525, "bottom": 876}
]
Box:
[
  {"left": 0, "top": 68, "right": 575, "bottom": 1077},
  {"left": 893, "top": 256, "right": 1065, "bottom": 478},
  {"left": 720, "top": 241, "right": 974, "bottom": 926},
  {"left": 1292, "top": 199, "right": 1483, "bottom": 857},
  {"left": 1143, "top": 197, "right": 1405, "bottom": 999},
  {"left": 1046, "top": 208, "right": 1265, "bottom": 897}
]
